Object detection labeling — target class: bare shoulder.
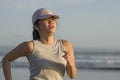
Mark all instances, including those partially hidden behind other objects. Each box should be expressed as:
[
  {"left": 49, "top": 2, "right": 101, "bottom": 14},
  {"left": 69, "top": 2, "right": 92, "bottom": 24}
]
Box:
[
  {"left": 9, "top": 40, "right": 34, "bottom": 57},
  {"left": 2, "top": 41, "right": 34, "bottom": 62},
  {"left": 61, "top": 40, "right": 72, "bottom": 47},
  {"left": 19, "top": 40, "right": 34, "bottom": 56},
  {"left": 61, "top": 40, "right": 73, "bottom": 52},
  {"left": 22, "top": 41, "right": 34, "bottom": 50}
]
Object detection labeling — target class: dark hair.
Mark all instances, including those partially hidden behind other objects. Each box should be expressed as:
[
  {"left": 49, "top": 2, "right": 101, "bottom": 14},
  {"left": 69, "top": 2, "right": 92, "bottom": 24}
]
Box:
[
  {"left": 33, "top": 20, "right": 40, "bottom": 40},
  {"left": 33, "top": 29, "right": 40, "bottom": 40}
]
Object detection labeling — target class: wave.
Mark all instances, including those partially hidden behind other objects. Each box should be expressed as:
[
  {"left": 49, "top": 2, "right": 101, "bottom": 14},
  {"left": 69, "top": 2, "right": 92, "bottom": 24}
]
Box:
[{"left": 0, "top": 52, "right": 120, "bottom": 69}]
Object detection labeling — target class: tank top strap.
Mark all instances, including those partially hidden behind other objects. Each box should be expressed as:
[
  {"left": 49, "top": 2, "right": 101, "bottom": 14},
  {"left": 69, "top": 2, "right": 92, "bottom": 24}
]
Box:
[
  {"left": 58, "top": 39, "right": 66, "bottom": 52},
  {"left": 31, "top": 40, "right": 39, "bottom": 54}
]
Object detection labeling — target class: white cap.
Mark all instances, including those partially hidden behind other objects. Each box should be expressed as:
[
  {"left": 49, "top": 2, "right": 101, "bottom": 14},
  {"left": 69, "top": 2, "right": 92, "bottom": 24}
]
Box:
[{"left": 32, "top": 8, "right": 60, "bottom": 24}]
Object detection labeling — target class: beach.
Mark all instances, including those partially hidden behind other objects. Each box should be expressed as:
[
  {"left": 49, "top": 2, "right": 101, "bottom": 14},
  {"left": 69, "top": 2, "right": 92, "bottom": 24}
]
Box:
[{"left": 0, "top": 67, "right": 120, "bottom": 80}]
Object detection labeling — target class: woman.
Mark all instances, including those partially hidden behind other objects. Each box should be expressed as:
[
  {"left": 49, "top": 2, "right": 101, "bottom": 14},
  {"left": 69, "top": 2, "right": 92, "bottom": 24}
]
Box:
[{"left": 2, "top": 8, "right": 77, "bottom": 80}]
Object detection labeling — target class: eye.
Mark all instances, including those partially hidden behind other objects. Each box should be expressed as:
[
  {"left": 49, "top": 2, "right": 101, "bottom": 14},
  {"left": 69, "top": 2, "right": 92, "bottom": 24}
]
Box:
[
  {"left": 52, "top": 18, "right": 56, "bottom": 21},
  {"left": 50, "top": 16, "right": 56, "bottom": 20}
]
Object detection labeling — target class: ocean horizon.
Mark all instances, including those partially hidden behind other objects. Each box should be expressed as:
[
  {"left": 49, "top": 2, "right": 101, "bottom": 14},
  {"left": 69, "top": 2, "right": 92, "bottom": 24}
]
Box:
[{"left": 0, "top": 46, "right": 120, "bottom": 69}]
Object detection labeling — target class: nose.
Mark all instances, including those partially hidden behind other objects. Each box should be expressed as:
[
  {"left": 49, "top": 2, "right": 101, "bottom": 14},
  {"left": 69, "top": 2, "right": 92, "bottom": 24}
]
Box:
[{"left": 49, "top": 18, "right": 53, "bottom": 22}]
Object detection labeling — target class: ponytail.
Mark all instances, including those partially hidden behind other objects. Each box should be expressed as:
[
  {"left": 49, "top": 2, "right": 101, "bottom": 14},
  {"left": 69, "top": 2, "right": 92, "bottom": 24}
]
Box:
[
  {"left": 33, "top": 19, "right": 40, "bottom": 40},
  {"left": 33, "top": 29, "right": 40, "bottom": 40}
]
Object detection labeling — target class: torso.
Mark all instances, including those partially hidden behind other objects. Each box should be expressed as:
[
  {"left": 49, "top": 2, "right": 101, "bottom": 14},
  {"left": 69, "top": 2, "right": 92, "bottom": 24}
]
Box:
[{"left": 27, "top": 39, "right": 67, "bottom": 80}]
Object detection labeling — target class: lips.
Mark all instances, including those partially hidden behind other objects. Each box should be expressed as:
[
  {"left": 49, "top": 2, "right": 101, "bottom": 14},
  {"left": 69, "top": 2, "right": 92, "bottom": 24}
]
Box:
[{"left": 49, "top": 25, "right": 54, "bottom": 29}]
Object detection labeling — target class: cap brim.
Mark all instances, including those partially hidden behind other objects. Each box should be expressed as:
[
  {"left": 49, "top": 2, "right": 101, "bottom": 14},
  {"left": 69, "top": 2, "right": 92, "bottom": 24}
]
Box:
[{"left": 40, "top": 14, "right": 60, "bottom": 19}]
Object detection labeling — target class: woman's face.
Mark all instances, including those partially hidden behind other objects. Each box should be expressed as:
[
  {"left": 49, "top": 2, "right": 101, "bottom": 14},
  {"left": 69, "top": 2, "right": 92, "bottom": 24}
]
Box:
[{"left": 38, "top": 17, "right": 57, "bottom": 35}]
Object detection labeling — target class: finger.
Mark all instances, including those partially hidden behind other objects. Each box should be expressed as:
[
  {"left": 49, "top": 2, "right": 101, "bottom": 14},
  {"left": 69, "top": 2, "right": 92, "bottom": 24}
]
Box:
[{"left": 63, "top": 51, "right": 71, "bottom": 56}]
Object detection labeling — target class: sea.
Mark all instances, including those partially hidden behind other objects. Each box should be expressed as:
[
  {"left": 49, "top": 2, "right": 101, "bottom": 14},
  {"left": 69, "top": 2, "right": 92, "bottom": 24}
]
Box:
[{"left": 0, "top": 46, "right": 120, "bottom": 80}]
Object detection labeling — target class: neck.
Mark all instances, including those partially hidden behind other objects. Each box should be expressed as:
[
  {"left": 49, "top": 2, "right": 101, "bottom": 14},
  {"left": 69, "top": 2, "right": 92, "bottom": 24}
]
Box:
[{"left": 39, "top": 35, "right": 55, "bottom": 45}]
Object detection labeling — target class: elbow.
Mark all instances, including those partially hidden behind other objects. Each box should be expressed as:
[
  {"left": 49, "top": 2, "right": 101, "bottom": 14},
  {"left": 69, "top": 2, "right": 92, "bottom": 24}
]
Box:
[
  {"left": 2, "top": 56, "right": 10, "bottom": 66},
  {"left": 66, "top": 63, "right": 77, "bottom": 79},
  {"left": 2, "top": 57, "right": 6, "bottom": 63},
  {"left": 69, "top": 75, "right": 75, "bottom": 79},
  {"left": 2, "top": 56, "right": 7, "bottom": 62},
  {"left": 69, "top": 73, "right": 77, "bottom": 79},
  {"left": 2, "top": 57, "right": 7, "bottom": 65},
  {"left": 70, "top": 75, "right": 76, "bottom": 79},
  {"left": 67, "top": 66, "right": 77, "bottom": 79},
  {"left": 70, "top": 68, "right": 77, "bottom": 79},
  {"left": 2, "top": 57, "right": 11, "bottom": 69}
]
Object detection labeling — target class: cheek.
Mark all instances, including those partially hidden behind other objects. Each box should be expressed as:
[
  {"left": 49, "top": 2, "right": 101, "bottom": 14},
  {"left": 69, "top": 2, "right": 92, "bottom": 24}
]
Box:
[
  {"left": 52, "top": 22, "right": 56, "bottom": 28},
  {"left": 38, "top": 23, "right": 47, "bottom": 29},
  {"left": 55, "top": 23, "right": 57, "bottom": 27}
]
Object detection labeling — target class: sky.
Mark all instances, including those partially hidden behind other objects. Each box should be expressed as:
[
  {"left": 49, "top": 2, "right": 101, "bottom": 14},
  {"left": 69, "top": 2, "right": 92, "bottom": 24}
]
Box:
[{"left": 0, "top": 0, "right": 120, "bottom": 51}]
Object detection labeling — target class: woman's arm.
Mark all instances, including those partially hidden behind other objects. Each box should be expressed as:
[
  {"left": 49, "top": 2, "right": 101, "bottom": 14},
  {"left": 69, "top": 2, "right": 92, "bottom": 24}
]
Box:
[
  {"left": 2, "top": 41, "right": 33, "bottom": 80},
  {"left": 62, "top": 40, "right": 77, "bottom": 79}
]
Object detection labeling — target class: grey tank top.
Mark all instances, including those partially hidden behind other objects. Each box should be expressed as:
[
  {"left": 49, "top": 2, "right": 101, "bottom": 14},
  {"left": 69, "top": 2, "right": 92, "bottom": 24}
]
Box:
[{"left": 27, "top": 39, "right": 67, "bottom": 80}]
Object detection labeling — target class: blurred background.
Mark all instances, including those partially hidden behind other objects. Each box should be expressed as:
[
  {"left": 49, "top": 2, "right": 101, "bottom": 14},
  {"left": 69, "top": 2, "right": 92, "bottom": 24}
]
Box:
[{"left": 0, "top": 0, "right": 120, "bottom": 80}]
